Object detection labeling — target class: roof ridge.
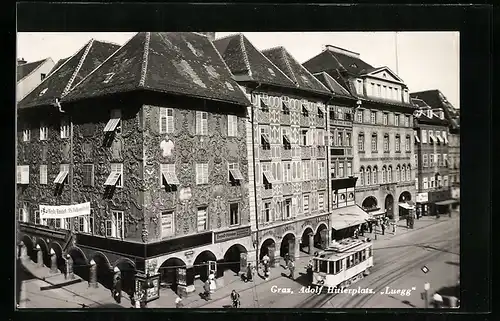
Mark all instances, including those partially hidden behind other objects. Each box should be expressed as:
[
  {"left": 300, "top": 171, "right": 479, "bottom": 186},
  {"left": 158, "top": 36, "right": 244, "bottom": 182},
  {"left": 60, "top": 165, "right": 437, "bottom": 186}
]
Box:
[
  {"left": 280, "top": 47, "right": 298, "bottom": 85},
  {"left": 17, "top": 57, "right": 52, "bottom": 82},
  {"left": 94, "top": 39, "right": 122, "bottom": 47},
  {"left": 214, "top": 32, "right": 241, "bottom": 41},
  {"left": 239, "top": 34, "right": 252, "bottom": 77},
  {"left": 207, "top": 37, "right": 250, "bottom": 105},
  {"left": 139, "top": 32, "right": 151, "bottom": 87},
  {"left": 62, "top": 39, "right": 94, "bottom": 96},
  {"left": 63, "top": 32, "right": 137, "bottom": 97},
  {"left": 261, "top": 45, "right": 284, "bottom": 53}
]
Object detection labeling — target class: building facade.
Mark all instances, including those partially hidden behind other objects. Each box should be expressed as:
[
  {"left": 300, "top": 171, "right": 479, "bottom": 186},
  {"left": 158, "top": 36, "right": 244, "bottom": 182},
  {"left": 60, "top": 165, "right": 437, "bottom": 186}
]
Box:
[
  {"left": 215, "top": 35, "right": 333, "bottom": 265},
  {"left": 304, "top": 45, "right": 417, "bottom": 222},
  {"left": 17, "top": 32, "right": 252, "bottom": 299},
  {"left": 16, "top": 58, "right": 55, "bottom": 102}
]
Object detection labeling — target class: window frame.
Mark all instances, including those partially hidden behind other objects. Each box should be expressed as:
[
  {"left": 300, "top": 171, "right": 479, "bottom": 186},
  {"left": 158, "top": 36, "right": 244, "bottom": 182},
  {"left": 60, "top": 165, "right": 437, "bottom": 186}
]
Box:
[
  {"left": 196, "top": 163, "right": 209, "bottom": 185},
  {"left": 60, "top": 116, "right": 70, "bottom": 139},
  {"left": 110, "top": 163, "right": 123, "bottom": 188},
  {"left": 159, "top": 107, "right": 175, "bottom": 134},
  {"left": 197, "top": 206, "right": 209, "bottom": 232},
  {"left": 229, "top": 203, "right": 240, "bottom": 226},
  {"left": 39, "top": 121, "right": 48, "bottom": 141},
  {"left": 196, "top": 111, "right": 209, "bottom": 135},
  {"left": 227, "top": 115, "right": 238, "bottom": 137},
  {"left": 39, "top": 165, "right": 47, "bottom": 185},
  {"left": 82, "top": 163, "right": 95, "bottom": 187}
]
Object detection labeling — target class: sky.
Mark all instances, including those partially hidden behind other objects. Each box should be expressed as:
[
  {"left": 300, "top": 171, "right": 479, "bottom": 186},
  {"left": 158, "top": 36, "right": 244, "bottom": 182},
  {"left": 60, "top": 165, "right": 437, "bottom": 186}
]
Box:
[{"left": 17, "top": 32, "right": 460, "bottom": 109}]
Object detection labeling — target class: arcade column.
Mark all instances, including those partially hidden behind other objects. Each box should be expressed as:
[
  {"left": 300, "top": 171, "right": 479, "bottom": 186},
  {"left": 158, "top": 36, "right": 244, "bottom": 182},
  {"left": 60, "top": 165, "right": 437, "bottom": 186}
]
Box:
[
  {"left": 35, "top": 244, "right": 43, "bottom": 268},
  {"left": 49, "top": 248, "right": 58, "bottom": 274},
  {"left": 18, "top": 241, "right": 27, "bottom": 260},
  {"left": 89, "top": 259, "right": 98, "bottom": 288},
  {"left": 65, "top": 254, "right": 74, "bottom": 280},
  {"left": 308, "top": 233, "right": 314, "bottom": 254}
]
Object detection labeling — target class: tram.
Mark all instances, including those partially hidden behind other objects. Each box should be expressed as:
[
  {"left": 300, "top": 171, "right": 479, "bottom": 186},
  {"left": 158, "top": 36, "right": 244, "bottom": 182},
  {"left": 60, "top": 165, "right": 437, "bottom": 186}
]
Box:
[{"left": 312, "top": 238, "right": 373, "bottom": 289}]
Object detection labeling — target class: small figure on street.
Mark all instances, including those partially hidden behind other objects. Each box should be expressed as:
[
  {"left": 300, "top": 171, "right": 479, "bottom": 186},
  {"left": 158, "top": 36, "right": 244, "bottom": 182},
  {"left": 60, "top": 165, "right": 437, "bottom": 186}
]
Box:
[
  {"left": 381, "top": 222, "right": 385, "bottom": 235},
  {"left": 353, "top": 227, "right": 359, "bottom": 239},
  {"left": 231, "top": 290, "right": 240, "bottom": 308},
  {"left": 208, "top": 272, "right": 216, "bottom": 293},
  {"left": 245, "top": 263, "right": 253, "bottom": 282},
  {"left": 284, "top": 253, "right": 290, "bottom": 268},
  {"left": 262, "top": 254, "right": 270, "bottom": 280},
  {"left": 369, "top": 221, "right": 373, "bottom": 233},
  {"left": 175, "top": 296, "right": 184, "bottom": 308},
  {"left": 306, "top": 262, "right": 313, "bottom": 284},
  {"left": 112, "top": 269, "right": 122, "bottom": 304},
  {"left": 203, "top": 279, "right": 212, "bottom": 301},
  {"left": 288, "top": 260, "right": 295, "bottom": 279}
]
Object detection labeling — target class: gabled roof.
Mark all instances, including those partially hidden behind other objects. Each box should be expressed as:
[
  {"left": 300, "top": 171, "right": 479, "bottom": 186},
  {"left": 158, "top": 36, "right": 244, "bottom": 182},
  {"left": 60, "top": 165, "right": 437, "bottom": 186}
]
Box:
[
  {"left": 49, "top": 57, "right": 70, "bottom": 76},
  {"left": 313, "top": 72, "right": 353, "bottom": 99},
  {"left": 410, "top": 89, "right": 460, "bottom": 128},
  {"left": 17, "top": 58, "right": 52, "bottom": 82},
  {"left": 18, "top": 40, "right": 120, "bottom": 109},
  {"left": 262, "top": 46, "right": 331, "bottom": 95},
  {"left": 213, "top": 34, "right": 296, "bottom": 88},
  {"left": 303, "top": 47, "right": 374, "bottom": 76},
  {"left": 410, "top": 97, "right": 431, "bottom": 109},
  {"left": 63, "top": 32, "right": 251, "bottom": 107}
]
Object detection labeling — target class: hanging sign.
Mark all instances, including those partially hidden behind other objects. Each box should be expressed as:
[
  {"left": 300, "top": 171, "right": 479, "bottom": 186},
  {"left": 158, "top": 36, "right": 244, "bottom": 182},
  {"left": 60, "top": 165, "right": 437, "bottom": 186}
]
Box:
[{"left": 39, "top": 202, "right": 91, "bottom": 219}]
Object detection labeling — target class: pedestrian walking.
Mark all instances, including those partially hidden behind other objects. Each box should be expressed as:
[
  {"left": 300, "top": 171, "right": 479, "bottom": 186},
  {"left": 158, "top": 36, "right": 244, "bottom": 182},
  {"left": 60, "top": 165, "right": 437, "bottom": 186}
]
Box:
[
  {"left": 306, "top": 262, "right": 313, "bottom": 284},
  {"left": 369, "top": 221, "right": 373, "bottom": 233},
  {"left": 231, "top": 290, "right": 240, "bottom": 308},
  {"left": 284, "top": 253, "right": 290, "bottom": 268},
  {"left": 288, "top": 260, "right": 295, "bottom": 279},
  {"left": 203, "top": 280, "right": 211, "bottom": 300},
  {"left": 381, "top": 223, "right": 385, "bottom": 235},
  {"left": 244, "top": 263, "right": 253, "bottom": 282}
]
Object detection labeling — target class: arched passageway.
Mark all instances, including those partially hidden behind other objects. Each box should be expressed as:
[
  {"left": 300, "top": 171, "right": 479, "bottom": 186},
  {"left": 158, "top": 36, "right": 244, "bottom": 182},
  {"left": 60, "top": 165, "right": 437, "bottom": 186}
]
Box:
[
  {"left": 362, "top": 196, "right": 379, "bottom": 212},
  {"left": 193, "top": 250, "right": 217, "bottom": 282},
  {"left": 300, "top": 227, "right": 314, "bottom": 253},
  {"left": 68, "top": 247, "right": 89, "bottom": 282},
  {"left": 22, "top": 235, "right": 35, "bottom": 262},
  {"left": 399, "top": 191, "right": 412, "bottom": 203},
  {"left": 35, "top": 238, "right": 51, "bottom": 268},
  {"left": 91, "top": 252, "right": 113, "bottom": 289},
  {"left": 259, "top": 238, "right": 275, "bottom": 261},
  {"left": 314, "top": 223, "right": 328, "bottom": 249},
  {"left": 159, "top": 257, "right": 187, "bottom": 292},
  {"left": 223, "top": 244, "right": 247, "bottom": 274},
  {"left": 114, "top": 259, "right": 137, "bottom": 297},
  {"left": 279, "top": 233, "right": 296, "bottom": 258},
  {"left": 49, "top": 242, "right": 65, "bottom": 273},
  {"left": 385, "top": 194, "right": 395, "bottom": 219}
]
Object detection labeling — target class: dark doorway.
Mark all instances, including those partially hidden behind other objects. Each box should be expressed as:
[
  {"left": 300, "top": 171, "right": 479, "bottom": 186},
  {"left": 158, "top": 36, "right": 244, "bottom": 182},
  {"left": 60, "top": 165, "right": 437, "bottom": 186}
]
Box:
[
  {"left": 193, "top": 251, "right": 217, "bottom": 282},
  {"left": 223, "top": 244, "right": 247, "bottom": 274},
  {"left": 92, "top": 253, "right": 112, "bottom": 289},
  {"left": 22, "top": 236, "right": 35, "bottom": 263},
  {"left": 68, "top": 248, "right": 89, "bottom": 282},
  {"left": 280, "top": 233, "right": 296, "bottom": 258},
  {"left": 385, "top": 194, "right": 394, "bottom": 219},
  {"left": 300, "top": 227, "right": 314, "bottom": 252},
  {"left": 259, "top": 238, "right": 275, "bottom": 260},
  {"left": 314, "top": 224, "right": 328, "bottom": 248},
  {"left": 362, "top": 196, "right": 378, "bottom": 212},
  {"left": 115, "top": 260, "right": 137, "bottom": 297},
  {"left": 159, "top": 258, "right": 186, "bottom": 292}
]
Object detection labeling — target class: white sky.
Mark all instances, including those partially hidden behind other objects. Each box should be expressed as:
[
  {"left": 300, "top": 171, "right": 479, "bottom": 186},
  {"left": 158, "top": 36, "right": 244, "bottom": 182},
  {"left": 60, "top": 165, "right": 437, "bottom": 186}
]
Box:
[{"left": 17, "top": 32, "right": 460, "bottom": 109}]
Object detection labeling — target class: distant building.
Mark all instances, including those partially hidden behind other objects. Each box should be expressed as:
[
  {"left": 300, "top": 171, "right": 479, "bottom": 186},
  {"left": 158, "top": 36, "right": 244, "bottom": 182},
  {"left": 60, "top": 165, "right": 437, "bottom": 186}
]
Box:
[
  {"left": 304, "top": 45, "right": 417, "bottom": 222},
  {"left": 411, "top": 90, "right": 460, "bottom": 212},
  {"left": 17, "top": 33, "right": 251, "bottom": 299},
  {"left": 16, "top": 57, "right": 55, "bottom": 102}
]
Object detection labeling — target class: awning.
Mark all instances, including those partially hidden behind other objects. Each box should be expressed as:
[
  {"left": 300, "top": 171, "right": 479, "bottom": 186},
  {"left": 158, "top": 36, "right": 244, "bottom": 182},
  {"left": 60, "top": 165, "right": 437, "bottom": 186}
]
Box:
[
  {"left": 436, "top": 135, "right": 444, "bottom": 144},
  {"left": 260, "top": 99, "right": 269, "bottom": 109},
  {"left": 317, "top": 104, "right": 326, "bottom": 114},
  {"left": 162, "top": 171, "right": 180, "bottom": 185},
  {"left": 443, "top": 136, "right": 449, "bottom": 144},
  {"left": 429, "top": 134, "right": 436, "bottom": 143},
  {"left": 331, "top": 205, "right": 371, "bottom": 230},
  {"left": 415, "top": 135, "right": 421, "bottom": 143},
  {"left": 229, "top": 169, "right": 244, "bottom": 181},
  {"left": 282, "top": 101, "right": 290, "bottom": 112},
  {"left": 435, "top": 199, "right": 459, "bottom": 206},
  {"left": 283, "top": 134, "right": 291, "bottom": 145},
  {"left": 261, "top": 133, "right": 270, "bottom": 144},
  {"left": 104, "top": 171, "right": 121, "bottom": 186},
  {"left": 367, "top": 209, "right": 386, "bottom": 217},
  {"left": 104, "top": 118, "right": 121, "bottom": 132},
  {"left": 262, "top": 171, "right": 276, "bottom": 184},
  {"left": 54, "top": 170, "right": 69, "bottom": 184},
  {"left": 398, "top": 202, "right": 415, "bottom": 210}
]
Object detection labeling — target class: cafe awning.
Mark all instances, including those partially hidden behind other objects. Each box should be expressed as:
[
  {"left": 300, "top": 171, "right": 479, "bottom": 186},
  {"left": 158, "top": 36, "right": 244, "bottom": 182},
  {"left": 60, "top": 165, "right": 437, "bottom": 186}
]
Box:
[
  {"left": 398, "top": 202, "right": 415, "bottom": 210},
  {"left": 104, "top": 118, "right": 121, "bottom": 132},
  {"left": 331, "top": 205, "right": 371, "bottom": 231},
  {"left": 368, "top": 209, "right": 386, "bottom": 217},
  {"left": 435, "top": 199, "right": 459, "bottom": 206}
]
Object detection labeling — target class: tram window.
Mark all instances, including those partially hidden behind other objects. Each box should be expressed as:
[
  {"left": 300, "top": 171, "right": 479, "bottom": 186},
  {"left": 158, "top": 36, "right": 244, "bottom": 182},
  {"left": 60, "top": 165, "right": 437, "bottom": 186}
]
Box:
[
  {"left": 361, "top": 250, "right": 366, "bottom": 261},
  {"left": 346, "top": 256, "right": 351, "bottom": 268},
  {"left": 335, "top": 260, "right": 341, "bottom": 274},
  {"left": 320, "top": 260, "right": 328, "bottom": 273},
  {"left": 354, "top": 252, "right": 359, "bottom": 265},
  {"left": 329, "top": 261, "right": 335, "bottom": 274},
  {"left": 368, "top": 247, "right": 372, "bottom": 257},
  {"left": 314, "top": 259, "right": 319, "bottom": 272}
]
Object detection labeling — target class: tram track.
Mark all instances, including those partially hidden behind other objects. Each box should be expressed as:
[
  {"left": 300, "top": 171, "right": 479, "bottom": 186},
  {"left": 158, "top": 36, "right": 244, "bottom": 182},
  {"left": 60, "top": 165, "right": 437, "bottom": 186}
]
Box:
[{"left": 294, "top": 222, "right": 458, "bottom": 308}]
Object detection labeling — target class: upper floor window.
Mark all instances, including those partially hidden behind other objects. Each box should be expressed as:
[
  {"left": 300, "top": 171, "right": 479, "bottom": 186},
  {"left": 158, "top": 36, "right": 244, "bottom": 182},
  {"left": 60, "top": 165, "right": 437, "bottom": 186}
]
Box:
[
  {"left": 423, "top": 177, "right": 428, "bottom": 189},
  {"left": 40, "top": 73, "right": 46, "bottom": 81},
  {"left": 302, "top": 103, "right": 309, "bottom": 117},
  {"left": 371, "top": 134, "right": 378, "bottom": 152},
  {"left": 394, "top": 114, "right": 399, "bottom": 127},
  {"left": 356, "top": 110, "right": 363, "bottom": 123},
  {"left": 383, "top": 113, "right": 388, "bottom": 126},
  {"left": 395, "top": 135, "right": 401, "bottom": 152},
  {"left": 227, "top": 115, "right": 238, "bottom": 137},
  {"left": 82, "top": 164, "right": 94, "bottom": 187},
  {"left": 403, "top": 89, "right": 409, "bottom": 103},
  {"left": 405, "top": 135, "right": 411, "bottom": 152},
  {"left": 61, "top": 116, "right": 70, "bottom": 138},
  {"left": 355, "top": 79, "right": 363, "bottom": 95},
  {"left": 196, "top": 111, "right": 208, "bottom": 135},
  {"left": 282, "top": 101, "right": 290, "bottom": 115},
  {"left": 260, "top": 97, "right": 269, "bottom": 112},
  {"left": 22, "top": 125, "right": 31, "bottom": 142},
  {"left": 197, "top": 206, "right": 209, "bottom": 231},
  {"left": 260, "top": 126, "right": 271, "bottom": 150},
  {"left": 282, "top": 128, "right": 291, "bottom": 150},
  {"left": 103, "top": 109, "right": 122, "bottom": 134},
  {"left": 106, "top": 210, "right": 124, "bottom": 239},
  {"left": 358, "top": 133, "right": 365, "bottom": 151},
  {"left": 228, "top": 162, "right": 244, "bottom": 185},
  {"left": 405, "top": 115, "right": 410, "bottom": 127},
  {"left": 161, "top": 211, "right": 175, "bottom": 237},
  {"left": 196, "top": 163, "right": 209, "bottom": 185},
  {"left": 317, "top": 106, "right": 324, "bottom": 119},
  {"left": 384, "top": 134, "right": 390, "bottom": 152},
  {"left": 229, "top": 203, "right": 240, "bottom": 226},
  {"left": 39, "top": 121, "right": 48, "bottom": 140},
  {"left": 370, "top": 111, "right": 376, "bottom": 124},
  {"left": 377, "top": 84, "right": 382, "bottom": 97},
  {"left": 421, "top": 130, "right": 428, "bottom": 144},
  {"left": 359, "top": 167, "right": 364, "bottom": 186},
  {"left": 160, "top": 163, "right": 180, "bottom": 188},
  {"left": 104, "top": 163, "right": 123, "bottom": 188},
  {"left": 159, "top": 108, "right": 174, "bottom": 134},
  {"left": 345, "top": 132, "right": 351, "bottom": 147},
  {"left": 17, "top": 165, "right": 29, "bottom": 185},
  {"left": 301, "top": 129, "right": 309, "bottom": 146}
]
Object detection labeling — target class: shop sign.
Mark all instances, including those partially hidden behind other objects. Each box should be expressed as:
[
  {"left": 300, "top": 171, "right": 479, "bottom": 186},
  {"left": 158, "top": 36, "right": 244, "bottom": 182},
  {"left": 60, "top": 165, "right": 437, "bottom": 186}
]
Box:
[
  {"left": 315, "top": 214, "right": 329, "bottom": 223},
  {"left": 416, "top": 193, "right": 428, "bottom": 203},
  {"left": 214, "top": 226, "right": 251, "bottom": 243},
  {"left": 39, "top": 202, "right": 91, "bottom": 219}
]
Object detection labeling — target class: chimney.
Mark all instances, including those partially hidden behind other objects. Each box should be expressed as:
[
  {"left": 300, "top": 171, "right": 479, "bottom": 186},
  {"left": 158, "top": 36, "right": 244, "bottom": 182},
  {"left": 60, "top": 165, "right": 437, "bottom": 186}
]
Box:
[
  {"left": 199, "top": 32, "right": 216, "bottom": 41},
  {"left": 17, "top": 58, "right": 27, "bottom": 65},
  {"left": 325, "top": 45, "right": 360, "bottom": 58}
]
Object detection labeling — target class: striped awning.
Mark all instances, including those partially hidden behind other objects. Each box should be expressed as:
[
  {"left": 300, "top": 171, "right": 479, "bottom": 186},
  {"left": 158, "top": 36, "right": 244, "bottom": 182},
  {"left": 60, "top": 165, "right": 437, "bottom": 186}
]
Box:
[
  {"left": 436, "top": 134, "right": 444, "bottom": 144},
  {"left": 415, "top": 135, "right": 421, "bottom": 143},
  {"left": 229, "top": 169, "right": 244, "bottom": 181},
  {"left": 104, "top": 171, "right": 121, "bottom": 186},
  {"left": 162, "top": 170, "right": 180, "bottom": 185},
  {"left": 104, "top": 118, "right": 120, "bottom": 132},
  {"left": 54, "top": 169, "right": 69, "bottom": 184},
  {"left": 283, "top": 134, "right": 291, "bottom": 145},
  {"left": 262, "top": 171, "right": 276, "bottom": 184}
]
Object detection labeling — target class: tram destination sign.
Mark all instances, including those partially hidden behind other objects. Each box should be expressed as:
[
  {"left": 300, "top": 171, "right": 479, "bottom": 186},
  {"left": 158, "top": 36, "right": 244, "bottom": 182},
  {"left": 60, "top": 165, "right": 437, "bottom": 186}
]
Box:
[{"left": 214, "top": 226, "right": 251, "bottom": 243}]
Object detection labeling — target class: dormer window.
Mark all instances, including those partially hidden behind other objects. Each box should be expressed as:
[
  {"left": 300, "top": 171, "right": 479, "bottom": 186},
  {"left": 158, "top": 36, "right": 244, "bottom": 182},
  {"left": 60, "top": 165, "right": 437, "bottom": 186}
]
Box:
[
  {"left": 355, "top": 79, "right": 363, "bottom": 95},
  {"left": 350, "top": 63, "right": 358, "bottom": 68}
]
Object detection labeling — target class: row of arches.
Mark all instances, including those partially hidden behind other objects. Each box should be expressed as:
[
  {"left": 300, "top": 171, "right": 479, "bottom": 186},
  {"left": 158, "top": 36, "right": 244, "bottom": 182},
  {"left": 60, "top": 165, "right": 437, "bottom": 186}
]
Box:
[
  {"left": 359, "top": 164, "right": 412, "bottom": 186},
  {"left": 361, "top": 191, "right": 412, "bottom": 219}
]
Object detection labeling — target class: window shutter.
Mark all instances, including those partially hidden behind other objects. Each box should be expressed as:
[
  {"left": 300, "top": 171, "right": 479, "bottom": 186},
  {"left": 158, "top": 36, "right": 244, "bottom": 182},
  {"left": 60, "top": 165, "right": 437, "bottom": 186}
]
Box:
[
  {"left": 202, "top": 113, "right": 208, "bottom": 135},
  {"left": 196, "top": 164, "right": 200, "bottom": 184},
  {"left": 233, "top": 116, "right": 238, "bottom": 136},
  {"left": 196, "top": 111, "right": 202, "bottom": 135},
  {"left": 167, "top": 108, "right": 174, "bottom": 133}
]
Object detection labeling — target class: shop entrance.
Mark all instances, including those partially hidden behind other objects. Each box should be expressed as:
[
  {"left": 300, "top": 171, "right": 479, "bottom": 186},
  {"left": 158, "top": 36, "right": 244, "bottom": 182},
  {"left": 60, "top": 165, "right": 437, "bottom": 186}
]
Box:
[{"left": 385, "top": 194, "right": 394, "bottom": 219}]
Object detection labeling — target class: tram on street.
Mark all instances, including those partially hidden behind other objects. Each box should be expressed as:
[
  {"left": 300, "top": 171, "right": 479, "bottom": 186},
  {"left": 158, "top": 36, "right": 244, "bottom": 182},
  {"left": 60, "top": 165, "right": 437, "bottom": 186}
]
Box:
[{"left": 312, "top": 238, "right": 373, "bottom": 289}]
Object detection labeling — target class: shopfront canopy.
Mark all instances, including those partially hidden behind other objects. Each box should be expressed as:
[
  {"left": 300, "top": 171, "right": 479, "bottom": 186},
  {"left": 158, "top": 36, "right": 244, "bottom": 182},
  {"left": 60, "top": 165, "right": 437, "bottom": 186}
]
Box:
[
  {"left": 435, "top": 199, "right": 459, "bottom": 206},
  {"left": 331, "top": 205, "right": 371, "bottom": 231},
  {"left": 398, "top": 202, "right": 415, "bottom": 210}
]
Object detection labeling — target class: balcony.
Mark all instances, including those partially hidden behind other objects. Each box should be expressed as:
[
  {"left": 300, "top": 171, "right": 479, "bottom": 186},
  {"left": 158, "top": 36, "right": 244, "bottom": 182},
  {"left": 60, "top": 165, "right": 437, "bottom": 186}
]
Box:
[
  {"left": 301, "top": 146, "right": 311, "bottom": 159},
  {"left": 281, "top": 147, "right": 292, "bottom": 160},
  {"left": 260, "top": 148, "right": 272, "bottom": 161}
]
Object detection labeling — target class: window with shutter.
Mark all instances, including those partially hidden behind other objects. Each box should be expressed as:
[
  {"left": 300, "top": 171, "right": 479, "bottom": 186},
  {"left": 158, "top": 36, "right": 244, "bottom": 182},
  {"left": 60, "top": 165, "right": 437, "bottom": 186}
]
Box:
[
  {"left": 228, "top": 115, "right": 238, "bottom": 137},
  {"left": 197, "top": 207, "right": 208, "bottom": 231},
  {"left": 39, "top": 165, "right": 47, "bottom": 185},
  {"left": 161, "top": 211, "right": 175, "bottom": 237}
]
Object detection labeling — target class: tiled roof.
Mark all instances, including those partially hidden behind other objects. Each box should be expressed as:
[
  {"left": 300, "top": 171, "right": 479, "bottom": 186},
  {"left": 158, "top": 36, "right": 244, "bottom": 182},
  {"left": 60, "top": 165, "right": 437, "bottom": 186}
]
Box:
[
  {"left": 313, "top": 72, "right": 353, "bottom": 98},
  {"left": 18, "top": 40, "right": 120, "bottom": 109},
  {"left": 63, "top": 32, "right": 250, "bottom": 106},
  {"left": 262, "top": 47, "right": 331, "bottom": 95},
  {"left": 303, "top": 48, "right": 374, "bottom": 76},
  {"left": 214, "top": 34, "right": 296, "bottom": 88},
  {"left": 410, "top": 97, "right": 431, "bottom": 109},
  {"left": 49, "top": 57, "right": 69, "bottom": 76},
  {"left": 17, "top": 58, "right": 49, "bottom": 82},
  {"left": 410, "top": 90, "right": 460, "bottom": 128}
]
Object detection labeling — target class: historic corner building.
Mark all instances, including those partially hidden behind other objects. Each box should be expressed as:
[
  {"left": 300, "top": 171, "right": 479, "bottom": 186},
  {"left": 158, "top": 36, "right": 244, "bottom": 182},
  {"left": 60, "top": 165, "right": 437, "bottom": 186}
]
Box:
[
  {"left": 215, "top": 34, "right": 337, "bottom": 266},
  {"left": 16, "top": 32, "right": 254, "bottom": 299},
  {"left": 304, "top": 45, "right": 417, "bottom": 222},
  {"left": 411, "top": 90, "right": 460, "bottom": 216}
]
